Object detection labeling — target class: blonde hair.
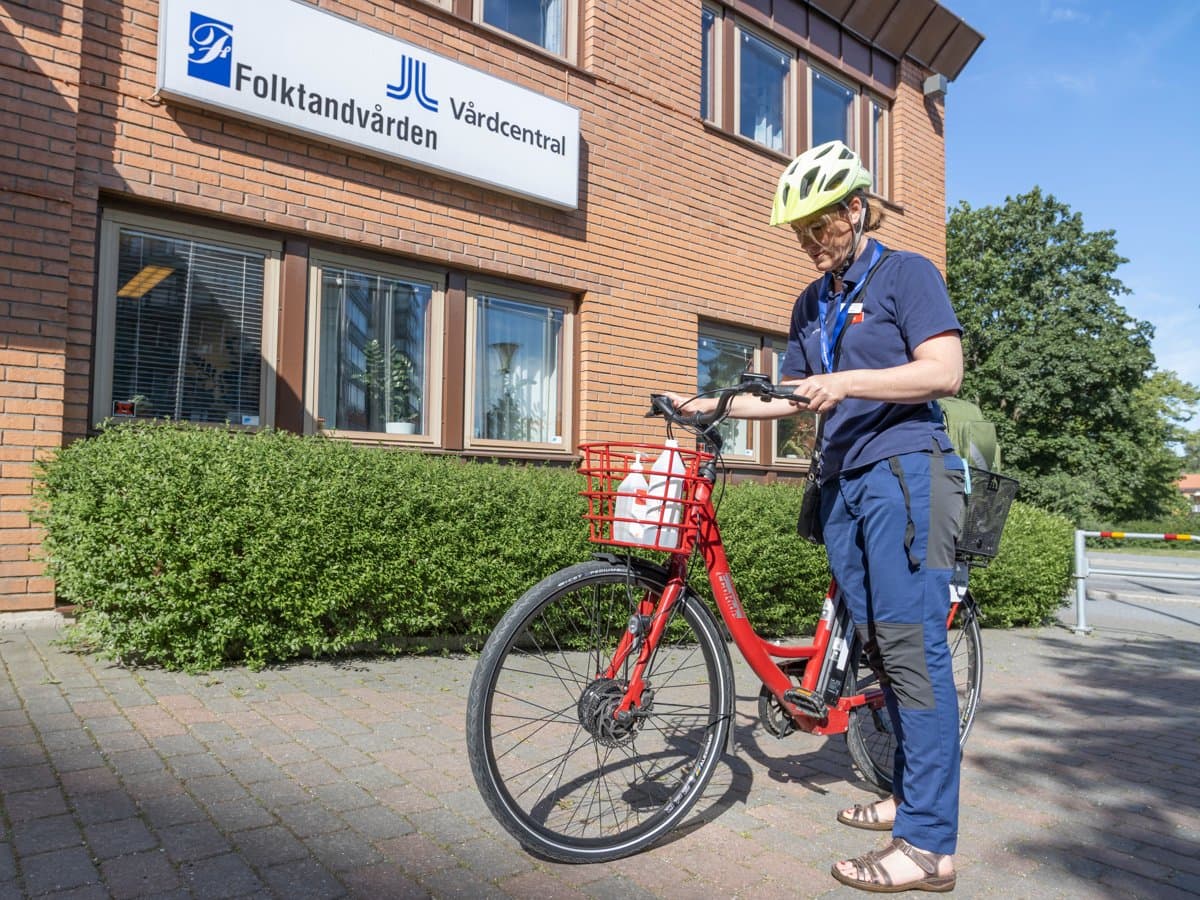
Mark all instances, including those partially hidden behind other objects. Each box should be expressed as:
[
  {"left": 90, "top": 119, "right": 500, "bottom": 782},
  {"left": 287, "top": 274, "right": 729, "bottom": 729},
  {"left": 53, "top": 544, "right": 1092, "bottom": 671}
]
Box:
[{"left": 850, "top": 190, "right": 885, "bottom": 233}]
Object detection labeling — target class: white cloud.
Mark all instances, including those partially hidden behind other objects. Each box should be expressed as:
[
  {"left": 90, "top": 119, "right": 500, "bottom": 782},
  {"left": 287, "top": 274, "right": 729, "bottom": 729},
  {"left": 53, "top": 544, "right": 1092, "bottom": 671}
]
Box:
[
  {"left": 1039, "top": 0, "right": 1091, "bottom": 24},
  {"left": 1048, "top": 7, "right": 1090, "bottom": 23},
  {"left": 1052, "top": 72, "right": 1097, "bottom": 94}
]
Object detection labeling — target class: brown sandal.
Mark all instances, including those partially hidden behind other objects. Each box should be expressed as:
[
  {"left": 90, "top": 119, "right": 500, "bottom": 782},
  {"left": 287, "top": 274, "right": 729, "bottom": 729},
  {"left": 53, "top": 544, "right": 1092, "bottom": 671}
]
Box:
[
  {"left": 831, "top": 838, "right": 956, "bottom": 893},
  {"left": 837, "top": 799, "right": 895, "bottom": 831}
]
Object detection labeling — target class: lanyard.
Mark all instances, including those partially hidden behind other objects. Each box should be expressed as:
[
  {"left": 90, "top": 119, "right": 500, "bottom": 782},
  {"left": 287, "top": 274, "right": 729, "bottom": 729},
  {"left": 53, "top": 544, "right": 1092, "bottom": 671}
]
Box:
[{"left": 819, "top": 242, "right": 883, "bottom": 373}]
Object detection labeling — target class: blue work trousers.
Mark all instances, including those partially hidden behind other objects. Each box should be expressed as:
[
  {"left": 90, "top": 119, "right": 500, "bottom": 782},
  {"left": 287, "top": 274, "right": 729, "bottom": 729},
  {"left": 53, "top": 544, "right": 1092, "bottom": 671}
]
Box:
[{"left": 822, "top": 450, "right": 966, "bottom": 855}]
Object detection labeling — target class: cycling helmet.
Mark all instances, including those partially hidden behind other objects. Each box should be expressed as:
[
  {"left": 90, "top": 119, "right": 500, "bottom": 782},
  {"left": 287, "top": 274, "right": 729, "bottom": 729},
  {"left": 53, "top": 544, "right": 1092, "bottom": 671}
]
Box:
[{"left": 770, "top": 140, "right": 872, "bottom": 227}]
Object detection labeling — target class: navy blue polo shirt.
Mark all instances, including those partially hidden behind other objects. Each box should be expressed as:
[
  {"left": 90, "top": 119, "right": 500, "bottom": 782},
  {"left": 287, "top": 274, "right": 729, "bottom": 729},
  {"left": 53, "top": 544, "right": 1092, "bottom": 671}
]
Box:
[{"left": 780, "top": 238, "right": 961, "bottom": 481}]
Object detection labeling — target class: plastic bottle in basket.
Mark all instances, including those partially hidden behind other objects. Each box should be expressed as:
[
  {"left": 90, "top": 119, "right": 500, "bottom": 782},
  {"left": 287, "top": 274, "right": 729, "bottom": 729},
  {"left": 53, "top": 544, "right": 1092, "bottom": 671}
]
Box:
[
  {"left": 646, "top": 440, "right": 688, "bottom": 549},
  {"left": 612, "top": 454, "right": 652, "bottom": 545}
]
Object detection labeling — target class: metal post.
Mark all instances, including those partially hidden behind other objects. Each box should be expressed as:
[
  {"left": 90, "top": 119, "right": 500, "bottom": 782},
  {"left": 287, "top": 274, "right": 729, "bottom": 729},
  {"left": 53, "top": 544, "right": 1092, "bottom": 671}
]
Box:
[{"left": 1072, "top": 529, "right": 1092, "bottom": 635}]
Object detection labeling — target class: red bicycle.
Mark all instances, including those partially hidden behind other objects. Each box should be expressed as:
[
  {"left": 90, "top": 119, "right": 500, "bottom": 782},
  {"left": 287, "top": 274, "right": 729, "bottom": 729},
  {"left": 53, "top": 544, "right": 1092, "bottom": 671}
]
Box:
[{"left": 466, "top": 376, "right": 1005, "bottom": 863}]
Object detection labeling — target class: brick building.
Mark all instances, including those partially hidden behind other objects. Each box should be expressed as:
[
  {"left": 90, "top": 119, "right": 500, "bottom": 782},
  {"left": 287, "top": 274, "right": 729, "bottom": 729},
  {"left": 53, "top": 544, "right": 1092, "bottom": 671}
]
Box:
[{"left": 1, "top": 0, "right": 982, "bottom": 612}]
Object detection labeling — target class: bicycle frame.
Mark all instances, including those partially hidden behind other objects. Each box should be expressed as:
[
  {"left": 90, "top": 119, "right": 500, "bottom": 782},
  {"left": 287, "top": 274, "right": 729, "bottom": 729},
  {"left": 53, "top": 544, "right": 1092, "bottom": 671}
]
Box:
[{"left": 600, "top": 462, "right": 964, "bottom": 737}]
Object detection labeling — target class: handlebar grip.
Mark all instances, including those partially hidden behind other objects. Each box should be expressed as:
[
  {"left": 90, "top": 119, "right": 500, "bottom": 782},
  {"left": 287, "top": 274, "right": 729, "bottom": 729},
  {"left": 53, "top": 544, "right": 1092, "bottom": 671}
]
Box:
[{"left": 646, "top": 394, "right": 676, "bottom": 419}]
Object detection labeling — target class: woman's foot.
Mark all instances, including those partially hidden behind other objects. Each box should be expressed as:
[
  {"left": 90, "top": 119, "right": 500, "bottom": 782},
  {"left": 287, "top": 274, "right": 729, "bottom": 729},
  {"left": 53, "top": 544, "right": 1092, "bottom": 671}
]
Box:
[
  {"left": 837, "top": 795, "right": 897, "bottom": 831},
  {"left": 831, "top": 838, "right": 956, "bottom": 893}
]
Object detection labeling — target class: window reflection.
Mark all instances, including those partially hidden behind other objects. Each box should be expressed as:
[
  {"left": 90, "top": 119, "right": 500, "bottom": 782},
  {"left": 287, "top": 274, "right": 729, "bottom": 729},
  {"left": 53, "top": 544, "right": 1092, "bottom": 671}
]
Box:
[
  {"left": 698, "top": 332, "right": 756, "bottom": 456},
  {"left": 317, "top": 267, "right": 432, "bottom": 435},
  {"left": 473, "top": 295, "right": 564, "bottom": 444},
  {"left": 812, "top": 69, "right": 855, "bottom": 147},
  {"left": 113, "top": 229, "right": 265, "bottom": 425},
  {"left": 701, "top": 7, "right": 717, "bottom": 121},
  {"left": 774, "top": 355, "right": 817, "bottom": 462},
  {"left": 738, "top": 30, "right": 789, "bottom": 152},
  {"left": 483, "top": 0, "right": 564, "bottom": 54}
]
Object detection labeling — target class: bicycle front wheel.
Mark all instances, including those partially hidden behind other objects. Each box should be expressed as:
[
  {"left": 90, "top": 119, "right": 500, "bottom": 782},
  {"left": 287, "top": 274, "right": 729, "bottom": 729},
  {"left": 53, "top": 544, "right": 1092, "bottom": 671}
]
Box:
[
  {"left": 844, "top": 593, "right": 983, "bottom": 794},
  {"left": 466, "top": 559, "right": 733, "bottom": 863}
]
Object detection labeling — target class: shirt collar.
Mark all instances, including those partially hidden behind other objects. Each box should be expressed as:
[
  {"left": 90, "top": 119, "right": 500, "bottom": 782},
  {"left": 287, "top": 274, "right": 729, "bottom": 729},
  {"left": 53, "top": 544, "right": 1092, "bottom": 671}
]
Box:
[{"left": 839, "top": 238, "right": 879, "bottom": 289}]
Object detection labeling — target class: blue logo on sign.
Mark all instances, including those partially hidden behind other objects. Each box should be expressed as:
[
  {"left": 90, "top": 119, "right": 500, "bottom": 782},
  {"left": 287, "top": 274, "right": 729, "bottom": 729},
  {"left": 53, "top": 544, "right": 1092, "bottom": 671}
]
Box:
[
  {"left": 188, "top": 12, "right": 234, "bottom": 87},
  {"left": 386, "top": 55, "right": 438, "bottom": 112}
]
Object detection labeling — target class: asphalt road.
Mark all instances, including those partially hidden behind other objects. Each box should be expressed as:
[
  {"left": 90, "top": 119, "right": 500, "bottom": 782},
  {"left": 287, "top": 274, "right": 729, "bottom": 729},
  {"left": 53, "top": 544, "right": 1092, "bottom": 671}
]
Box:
[{"left": 1082, "top": 551, "right": 1200, "bottom": 603}]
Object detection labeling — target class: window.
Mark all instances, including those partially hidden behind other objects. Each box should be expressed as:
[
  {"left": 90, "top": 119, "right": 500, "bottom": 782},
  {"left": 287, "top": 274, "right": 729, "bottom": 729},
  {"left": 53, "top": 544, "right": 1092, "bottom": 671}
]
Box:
[
  {"left": 309, "top": 256, "right": 443, "bottom": 439},
  {"left": 701, "top": 6, "right": 719, "bottom": 122},
  {"left": 698, "top": 327, "right": 759, "bottom": 458},
  {"left": 736, "top": 27, "right": 791, "bottom": 153},
  {"left": 811, "top": 68, "right": 857, "bottom": 147},
  {"left": 774, "top": 353, "right": 817, "bottom": 465},
  {"left": 468, "top": 286, "right": 571, "bottom": 448},
  {"left": 479, "top": 0, "right": 569, "bottom": 56},
  {"left": 94, "top": 212, "right": 279, "bottom": 427}
]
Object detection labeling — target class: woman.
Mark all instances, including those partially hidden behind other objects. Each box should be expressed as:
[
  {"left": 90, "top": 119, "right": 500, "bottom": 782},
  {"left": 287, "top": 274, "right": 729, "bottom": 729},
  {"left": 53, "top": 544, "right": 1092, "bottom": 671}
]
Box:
[{"left": 674, "top": 140, "right": 966, "bottom": 893}]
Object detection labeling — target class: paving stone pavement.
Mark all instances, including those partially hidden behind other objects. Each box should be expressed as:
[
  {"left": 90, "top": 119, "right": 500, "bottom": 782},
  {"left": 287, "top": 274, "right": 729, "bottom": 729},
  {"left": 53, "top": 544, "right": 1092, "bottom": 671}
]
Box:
[{"left": 1, "top": 594, "right": 1197, "bottom": 899}]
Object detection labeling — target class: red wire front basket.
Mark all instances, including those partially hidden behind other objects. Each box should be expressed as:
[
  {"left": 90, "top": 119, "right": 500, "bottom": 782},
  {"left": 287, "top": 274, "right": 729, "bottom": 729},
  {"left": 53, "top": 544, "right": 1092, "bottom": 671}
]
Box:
[{"left": 579, "top": 442, "right": 713, "bottom": 553}]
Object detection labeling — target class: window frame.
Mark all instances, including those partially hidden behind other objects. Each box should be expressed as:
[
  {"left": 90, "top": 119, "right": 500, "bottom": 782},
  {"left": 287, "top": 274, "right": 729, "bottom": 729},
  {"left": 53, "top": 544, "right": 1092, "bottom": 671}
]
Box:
[
  {"left": 463, "top": 279, "right": 575, "bottom": 454},
  {"left": 472, "top": 0, "right": 579, "bottom": 61},
  {"left": 93, "top": 209, "right": 281, "bottom": 430},
  {"left": 733, "top": 19, "right": 796, "bottom": 155},
  {"left": 305, "top": 251, "right": 447, "bottom": 445}
]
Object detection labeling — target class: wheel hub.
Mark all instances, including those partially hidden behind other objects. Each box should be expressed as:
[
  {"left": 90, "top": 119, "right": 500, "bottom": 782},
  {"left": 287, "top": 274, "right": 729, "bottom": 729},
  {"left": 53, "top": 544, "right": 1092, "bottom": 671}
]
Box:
[{"left": 577, "top": 678, "right": 649, "bottom": 747}]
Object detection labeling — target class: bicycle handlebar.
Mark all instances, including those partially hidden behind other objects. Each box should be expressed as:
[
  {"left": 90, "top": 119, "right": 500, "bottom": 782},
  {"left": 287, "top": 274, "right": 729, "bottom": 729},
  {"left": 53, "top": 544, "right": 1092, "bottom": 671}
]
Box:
[{"left": 646, "top": 373, "right": 810, "bottom": 435}]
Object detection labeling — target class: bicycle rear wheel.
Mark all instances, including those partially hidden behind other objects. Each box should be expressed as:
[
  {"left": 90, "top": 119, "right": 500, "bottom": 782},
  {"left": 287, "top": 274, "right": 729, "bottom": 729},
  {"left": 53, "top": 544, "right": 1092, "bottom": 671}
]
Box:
[
  {"left": 844, "top": 593, "right": 983, "bottom": 794},
  {"left": 466, "top": 559, "right": 733, "bottom": 863}
]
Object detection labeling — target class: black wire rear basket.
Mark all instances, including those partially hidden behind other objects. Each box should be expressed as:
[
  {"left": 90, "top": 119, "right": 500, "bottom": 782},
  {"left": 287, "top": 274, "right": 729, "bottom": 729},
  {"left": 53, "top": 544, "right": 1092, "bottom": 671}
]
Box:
[{"left": 957, "top": 467, "right": 1020, "bottom": 567}]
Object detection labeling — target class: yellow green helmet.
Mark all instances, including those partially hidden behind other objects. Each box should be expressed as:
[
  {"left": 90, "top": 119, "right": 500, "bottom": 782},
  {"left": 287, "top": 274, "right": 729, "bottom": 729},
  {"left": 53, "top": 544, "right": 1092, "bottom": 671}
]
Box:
[{"left": 770, "top": 140, "right": 872, "bottom": 227}]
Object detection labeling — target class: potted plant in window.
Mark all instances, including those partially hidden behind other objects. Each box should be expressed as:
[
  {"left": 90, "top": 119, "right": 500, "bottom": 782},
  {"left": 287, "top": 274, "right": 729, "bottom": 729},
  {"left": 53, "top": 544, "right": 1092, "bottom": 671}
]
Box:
[
  {"left": 354, "top": 340, "right": 419, "bottom": 435},
  {"left": 485, "top": 341, "right": 536, "bottom": 442}
]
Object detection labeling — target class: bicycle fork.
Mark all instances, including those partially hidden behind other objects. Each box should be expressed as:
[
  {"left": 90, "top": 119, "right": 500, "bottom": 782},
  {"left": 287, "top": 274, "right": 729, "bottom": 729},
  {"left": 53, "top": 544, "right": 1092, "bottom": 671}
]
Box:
[{"left": 599, "top": 569, "right": 690, "bottom": 721}]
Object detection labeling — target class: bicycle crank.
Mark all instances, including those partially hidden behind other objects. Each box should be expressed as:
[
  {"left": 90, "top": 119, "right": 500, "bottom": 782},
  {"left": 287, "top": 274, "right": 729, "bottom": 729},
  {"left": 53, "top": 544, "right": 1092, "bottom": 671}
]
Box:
[{"left": 757, "top": 685, "right": 795, "bottom": 738}]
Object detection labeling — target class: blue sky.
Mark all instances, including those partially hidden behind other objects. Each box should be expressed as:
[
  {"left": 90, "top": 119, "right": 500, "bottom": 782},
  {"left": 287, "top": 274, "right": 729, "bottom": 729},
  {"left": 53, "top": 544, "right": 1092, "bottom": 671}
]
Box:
[{"left": 942, "top": 0, "right": 1200, "bottom": 427}]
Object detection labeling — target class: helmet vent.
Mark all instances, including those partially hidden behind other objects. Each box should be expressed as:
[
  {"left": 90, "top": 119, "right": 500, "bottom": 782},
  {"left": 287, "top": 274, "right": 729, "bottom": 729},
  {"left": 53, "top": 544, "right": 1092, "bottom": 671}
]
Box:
[
  {"left": 826, "top": 168, "right": 848, "bottom": 193},
  {"left": 798, "top": 168, "right": 818, "bottom": 199}
]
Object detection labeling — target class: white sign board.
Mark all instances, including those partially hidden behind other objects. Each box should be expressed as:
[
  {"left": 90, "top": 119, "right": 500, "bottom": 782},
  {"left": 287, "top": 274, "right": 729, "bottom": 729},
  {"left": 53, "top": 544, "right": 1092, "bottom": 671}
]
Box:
[{"left": 157, "top": 0, "right": 580, "bottom": 209}]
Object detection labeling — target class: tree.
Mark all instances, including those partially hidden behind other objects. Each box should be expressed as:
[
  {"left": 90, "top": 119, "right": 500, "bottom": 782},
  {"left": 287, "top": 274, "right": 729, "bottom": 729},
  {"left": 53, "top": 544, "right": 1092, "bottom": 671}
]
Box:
[
  {"left": 946, "top": 188, "right": 1198, "bottom": 523},
  {"left": 1182, "top": 430, "right": 1200, "bottom": 473}
]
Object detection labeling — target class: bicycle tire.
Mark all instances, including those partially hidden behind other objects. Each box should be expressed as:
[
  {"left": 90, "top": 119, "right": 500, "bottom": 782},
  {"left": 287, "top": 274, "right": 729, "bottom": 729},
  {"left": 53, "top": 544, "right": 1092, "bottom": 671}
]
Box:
[
  {"left": 466, "top": 559, "right": 734, "bottom": 863},
  {"left": 844, "top": 592, "right": 983, "bottom": 794}
]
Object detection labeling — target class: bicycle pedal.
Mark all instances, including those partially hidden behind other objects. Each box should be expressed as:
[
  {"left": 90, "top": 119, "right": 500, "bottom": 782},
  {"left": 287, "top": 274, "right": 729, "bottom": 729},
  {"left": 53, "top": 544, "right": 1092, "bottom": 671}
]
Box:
[{"left": 783, "top": 687, "right": 828, "bottom": 720}]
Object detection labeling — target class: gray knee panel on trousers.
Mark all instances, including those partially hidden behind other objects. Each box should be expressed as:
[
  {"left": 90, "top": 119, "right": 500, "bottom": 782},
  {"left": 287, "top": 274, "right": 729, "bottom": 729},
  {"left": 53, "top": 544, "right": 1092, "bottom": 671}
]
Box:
[{"left": 856, "top": 622, "right": 934, "bottom": 710}]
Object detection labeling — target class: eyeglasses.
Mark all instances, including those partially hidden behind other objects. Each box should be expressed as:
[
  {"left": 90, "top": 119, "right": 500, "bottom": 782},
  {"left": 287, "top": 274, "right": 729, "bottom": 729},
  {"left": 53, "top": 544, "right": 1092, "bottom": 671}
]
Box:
[{"left": 790, "top": 209, "right": 847, "bottom": 245}]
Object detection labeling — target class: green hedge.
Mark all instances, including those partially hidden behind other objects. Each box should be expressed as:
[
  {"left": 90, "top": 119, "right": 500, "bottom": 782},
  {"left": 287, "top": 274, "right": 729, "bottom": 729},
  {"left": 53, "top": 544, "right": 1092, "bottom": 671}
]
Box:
[
  {"left": 34, "top": 424, "right": 1073, "bottom": 670},
  {"left": 967, "top": 500, "right": 1074, "bottom": 627}
]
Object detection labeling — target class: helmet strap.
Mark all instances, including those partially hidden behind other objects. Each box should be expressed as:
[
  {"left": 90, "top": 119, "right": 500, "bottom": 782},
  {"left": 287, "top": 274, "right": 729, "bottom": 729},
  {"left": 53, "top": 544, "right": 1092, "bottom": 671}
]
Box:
[{"left": 833, "top": 202, "right": 868, "bottom": 280}]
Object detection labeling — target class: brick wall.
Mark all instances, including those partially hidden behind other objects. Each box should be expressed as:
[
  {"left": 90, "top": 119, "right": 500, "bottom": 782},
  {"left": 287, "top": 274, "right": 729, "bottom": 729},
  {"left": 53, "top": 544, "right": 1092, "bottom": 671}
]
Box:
[
  {"left": 1, "top": 2, "right": 84, "bottom": 611},
  {"left": 1, "top": 0, "right": 952, "bottom": 611}
]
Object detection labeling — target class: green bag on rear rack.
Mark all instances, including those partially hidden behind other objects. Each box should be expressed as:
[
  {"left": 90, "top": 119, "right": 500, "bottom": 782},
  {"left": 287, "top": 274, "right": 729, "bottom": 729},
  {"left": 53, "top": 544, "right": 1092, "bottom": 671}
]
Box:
[{"left": 937, "top": 397, "right": 1000, "bottom": 473}]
